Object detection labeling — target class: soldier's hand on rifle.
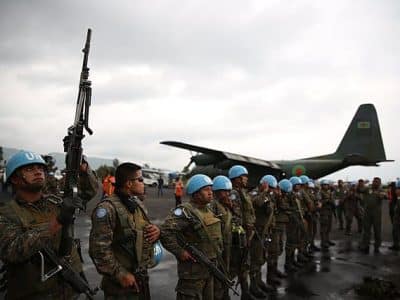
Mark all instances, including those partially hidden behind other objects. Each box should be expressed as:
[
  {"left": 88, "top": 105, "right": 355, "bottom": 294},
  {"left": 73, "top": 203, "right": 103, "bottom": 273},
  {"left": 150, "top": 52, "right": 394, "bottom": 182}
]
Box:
[
  {"left": 118, "top": 272, "right": 139, "bottom": 291},
  {"left": 179, "top": 250, "right": 196, "bottom": 262},
  {"left": 57, "top": 196, "right": 83, "bottom": 225}
]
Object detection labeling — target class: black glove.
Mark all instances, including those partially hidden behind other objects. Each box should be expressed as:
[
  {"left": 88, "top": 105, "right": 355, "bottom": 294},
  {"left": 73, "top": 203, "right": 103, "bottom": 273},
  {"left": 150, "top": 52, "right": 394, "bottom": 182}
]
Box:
[{"left": 57, "top": 197, "right": 83, "bottom": 225}]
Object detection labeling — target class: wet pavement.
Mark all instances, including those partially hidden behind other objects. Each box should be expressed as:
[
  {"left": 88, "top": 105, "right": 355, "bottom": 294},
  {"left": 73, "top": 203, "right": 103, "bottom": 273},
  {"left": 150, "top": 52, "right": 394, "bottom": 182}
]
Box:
[{"left": 1, "top": 187, "right": 400, "bottom": 299}]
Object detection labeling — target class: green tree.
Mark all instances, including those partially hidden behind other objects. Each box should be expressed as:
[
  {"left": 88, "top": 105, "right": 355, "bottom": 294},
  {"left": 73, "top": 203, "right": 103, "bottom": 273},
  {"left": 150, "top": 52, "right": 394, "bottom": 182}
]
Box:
[{"left": 96, "top": 165, "right": 115, "bottom": 180}]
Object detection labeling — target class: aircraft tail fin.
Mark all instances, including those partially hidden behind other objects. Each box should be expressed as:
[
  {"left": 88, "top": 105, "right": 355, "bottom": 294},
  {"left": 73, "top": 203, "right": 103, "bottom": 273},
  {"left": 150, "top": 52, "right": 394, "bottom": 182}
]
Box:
[{"left": 334, "top": 103, "right": 389, "bottom": 163}]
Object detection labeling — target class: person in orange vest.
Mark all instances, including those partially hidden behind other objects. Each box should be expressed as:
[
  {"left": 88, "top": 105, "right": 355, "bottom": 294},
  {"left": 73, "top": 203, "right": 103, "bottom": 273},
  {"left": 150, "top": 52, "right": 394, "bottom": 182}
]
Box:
[
  {"left": 102, "top": 173, "right": 115, "bottom": 198},
  {"left": 174, "top": 177, "right": 184, "bottom": 207}
]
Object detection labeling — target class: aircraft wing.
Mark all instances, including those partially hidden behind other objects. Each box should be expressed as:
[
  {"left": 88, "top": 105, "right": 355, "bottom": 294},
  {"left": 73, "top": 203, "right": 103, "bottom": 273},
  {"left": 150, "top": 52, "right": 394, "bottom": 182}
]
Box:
[{"left": 160, "top": 141, "right": 281, "bottom": 170}]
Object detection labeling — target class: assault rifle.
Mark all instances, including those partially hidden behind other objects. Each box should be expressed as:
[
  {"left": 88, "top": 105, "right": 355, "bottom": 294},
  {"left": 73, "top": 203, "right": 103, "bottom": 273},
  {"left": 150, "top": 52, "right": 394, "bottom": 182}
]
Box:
[
  {"left": 60, "top": 28, "right": 93, "bottom": 256},
  {"left": 177, "top": 234, "right": 239, "bottom": 296},
  {"left": 39, "top": 246, "right": 97, "bottom": 299}
]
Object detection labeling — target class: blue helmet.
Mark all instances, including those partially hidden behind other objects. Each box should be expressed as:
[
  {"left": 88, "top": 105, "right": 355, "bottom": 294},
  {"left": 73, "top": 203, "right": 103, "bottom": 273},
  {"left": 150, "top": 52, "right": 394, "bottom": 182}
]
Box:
[
  {"left": 320, "top": 179, "right": 330, "bottom": 185},
  {"left": 279, "top": 179, "right": 293, "bottom": 193},
  {"left": 396, "top": 180, "right": 400, "bottom": 189},
  {"left": 212, "top": 175, "right": 232, "bottom": 191},
  {"left": 186, "top": 174, "right": 213, "bottom": 195},
  {"left": 228, "top": 165, "right": 248, "bottom": 179},
  {"left": 149, "top": 241, "right": 164, "bottom": 268},
  {"left": 299, "top": 175, "right": 310, "bottom": 184},
  {"left": 5, "top": 150, "right": 46, "bottom": 182},
  {"left": 289, "top": 176, "right": 302, "bottom": 186},
  {"left": 308, "top": 181, "right": 315, "bottom": 188},
  {"left": 260, "top": 175, "right": 278, "bottom": 188}
]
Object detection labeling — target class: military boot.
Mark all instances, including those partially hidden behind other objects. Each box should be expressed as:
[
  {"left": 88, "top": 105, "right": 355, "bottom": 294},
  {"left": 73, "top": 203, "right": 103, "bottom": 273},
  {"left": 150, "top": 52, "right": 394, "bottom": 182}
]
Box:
[{"left": 250, "top": 275, "right": 267, "bottom": 299}]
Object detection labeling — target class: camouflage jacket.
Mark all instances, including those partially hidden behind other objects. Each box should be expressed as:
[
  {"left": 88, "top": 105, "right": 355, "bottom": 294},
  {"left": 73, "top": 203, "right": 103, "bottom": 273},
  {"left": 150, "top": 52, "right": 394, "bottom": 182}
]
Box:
[
  {"left": 89, "top": 193, "right": 153, "bottom": 294},
  {"left": 249, "top": 189, "right": 275, "bottom": 236},
  {"left": 229, "top": 188, "right": 255, "bottom": 232},
  {"left": 160, "top": 201, "right": 222, "bottom": 279},
  {"left": 0, "top": 195, "right": 81, "bottom": 299},
  {"left": 319, "top": 190, "right": 335, "bottom": 216}
]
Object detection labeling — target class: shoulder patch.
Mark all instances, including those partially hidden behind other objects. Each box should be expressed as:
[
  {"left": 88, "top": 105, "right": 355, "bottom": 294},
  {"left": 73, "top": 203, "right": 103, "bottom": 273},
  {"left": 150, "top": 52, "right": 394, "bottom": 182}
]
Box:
[
  {"left": 96, "top": 207, "right": 107, "bottom": 218},
  {"left": 173, "top": 207, "right": 183, "bottom": 217}
]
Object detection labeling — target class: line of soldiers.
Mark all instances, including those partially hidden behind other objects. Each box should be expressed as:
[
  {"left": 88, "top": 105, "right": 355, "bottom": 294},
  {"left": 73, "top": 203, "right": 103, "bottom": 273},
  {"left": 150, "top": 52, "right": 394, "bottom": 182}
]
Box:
[
  {"left": 1, "top": 149, "right": 400, "bottom": 300},
  {"left": 159, "top": 166, "right": 337, "bottom": 300}
]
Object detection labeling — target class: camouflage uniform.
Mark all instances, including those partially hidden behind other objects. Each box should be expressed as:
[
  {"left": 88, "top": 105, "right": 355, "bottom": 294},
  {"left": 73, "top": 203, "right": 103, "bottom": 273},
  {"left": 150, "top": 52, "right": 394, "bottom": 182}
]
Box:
[
  {"left": 160, "top": 201, "right": 222, "bottom": 300},
  {"left": 343, "top": 189, "right": 362, "bottom": 234},
  {"left": 333, "top": 187, "right": 348, "bottom": 230},
  {"left": 285, "top": 192, "right": 305, "bottom": 267},
  {"left": 304, "top": 189, "right": 318, "bottom": 248},
  {"left": 265, "top": 191, "right": 283, "bottom": 282},
  {"left": 78, "top": 165, "right": 99, "bottom": 211},
  {"left": 0, "top": 195, "right": 82, "bottom": 300},
  {"left": 299, "top": 189, "right": 314, "bottom": 256},
  {"left": 273, "top": 192, "right": 290, "bottom": 270},
  {"left": 229, "top": 188, "right": 256, "bottom": 298},
  {"left": 360, "top": 188, "right": 386, "bottom": 251},
  {"left": 89, "top": 192, "right": 154, "bottom": 300},
  {"left": 249, "top": 189, "right": 275, "bottom": 292},
  {"left": 210, "top": 199, "right": 232, "bottom": 300},
  {"left": 319, "top": 190, "right": 334, "bottom": 249}
]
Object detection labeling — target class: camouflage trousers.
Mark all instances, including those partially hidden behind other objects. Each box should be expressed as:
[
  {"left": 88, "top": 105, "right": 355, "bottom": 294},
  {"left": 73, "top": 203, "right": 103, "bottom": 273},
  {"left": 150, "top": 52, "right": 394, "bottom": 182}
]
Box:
[
  {"left": 361, "top": 209, "right": 382, "bottom": 249},
  {"left": 286, "top": 220, "right": 300, "bottom": 258},
  {"left": 320, "top": 212, "right": 333, "bottom": 247},
  {"left": 176, "top": 277, "right": 214, "bottom": 300},
  {"left": 250, "top": 233, "right": 266, "bottom": 276},
  {"left": 345, "top": 210, "right": 362, "bottom": 233},
  {"left": 269, "top": 222, "right": 286, "bottom": 259},
  {"left": 229, "top": 247, "right": 250, "bottom": 293}
]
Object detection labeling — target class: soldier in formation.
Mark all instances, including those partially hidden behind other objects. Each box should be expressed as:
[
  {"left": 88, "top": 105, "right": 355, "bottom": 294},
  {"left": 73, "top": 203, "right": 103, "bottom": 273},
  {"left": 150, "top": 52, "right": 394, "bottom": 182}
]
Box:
[
  {"left": 343, "top": 182, "right": 363, "bottom": 235},
  {"left": 359, "top": 177, "right": 386, "bottom": 254},
  {"left": 89, "top": 162, "right": 161, "bottom": 299},
  {"left": 0, "top": 150, "right": 98, "bottom": 299},
  {"left": 160, "top": 174, "right": 222, "bottom": 299}
]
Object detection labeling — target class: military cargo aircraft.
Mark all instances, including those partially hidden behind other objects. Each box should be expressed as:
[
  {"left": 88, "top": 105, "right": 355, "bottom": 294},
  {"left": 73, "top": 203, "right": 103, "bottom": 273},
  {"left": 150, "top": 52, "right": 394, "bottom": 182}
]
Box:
[{"left": 161, "top": 104, "right": 393, "bottom": 187}]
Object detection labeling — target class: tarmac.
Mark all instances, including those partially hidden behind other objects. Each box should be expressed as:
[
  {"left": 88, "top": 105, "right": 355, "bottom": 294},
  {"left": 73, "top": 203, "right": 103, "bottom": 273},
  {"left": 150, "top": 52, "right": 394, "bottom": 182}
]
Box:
[{"left": 1, "top": 186, "right": 400, "bottom": 299}]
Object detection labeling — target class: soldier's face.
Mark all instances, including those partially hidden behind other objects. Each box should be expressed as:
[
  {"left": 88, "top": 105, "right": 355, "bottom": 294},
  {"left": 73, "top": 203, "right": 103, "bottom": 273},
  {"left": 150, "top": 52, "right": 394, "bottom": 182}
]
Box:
[
  {"left": 396, "top": 188, "right": 400, "bottom": 197},
  {"left": 240, "top": 175, "right": 248, "bottom": 188},
  {"left": 195, "top": 186, "right": 213, "bottom": 204},
  {"left": 372, "top": 178, "right": 381, "bottom": 189},
  {"left": 128, "top": 170, "right": 145, "bottom": 196},
  {"left": 215, "top": 190, "right": 230, "bottom": 202},
  {"left": 15, "top": 164, "right": 46, "bottom": 192}
]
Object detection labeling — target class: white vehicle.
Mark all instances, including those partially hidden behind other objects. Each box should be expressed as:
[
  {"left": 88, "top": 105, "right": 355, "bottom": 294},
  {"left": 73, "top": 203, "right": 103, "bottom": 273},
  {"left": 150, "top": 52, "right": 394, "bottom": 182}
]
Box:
[{"left": 143, "top": 172, "right": 158, "bottom": 187}]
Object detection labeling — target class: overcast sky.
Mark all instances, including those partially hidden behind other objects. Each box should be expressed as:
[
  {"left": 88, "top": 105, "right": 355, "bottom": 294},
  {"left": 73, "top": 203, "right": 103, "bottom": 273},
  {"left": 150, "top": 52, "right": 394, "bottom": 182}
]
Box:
[{"left": 1, "top": 0, "right": 399, "bottom": 181}]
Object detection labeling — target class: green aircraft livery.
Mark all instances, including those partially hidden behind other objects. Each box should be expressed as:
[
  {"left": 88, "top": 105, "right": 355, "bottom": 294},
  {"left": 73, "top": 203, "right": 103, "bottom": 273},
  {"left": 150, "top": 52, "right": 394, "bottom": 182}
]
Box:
[{"left": 161, "top": 104, "right": 393, "bottom": 187}]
